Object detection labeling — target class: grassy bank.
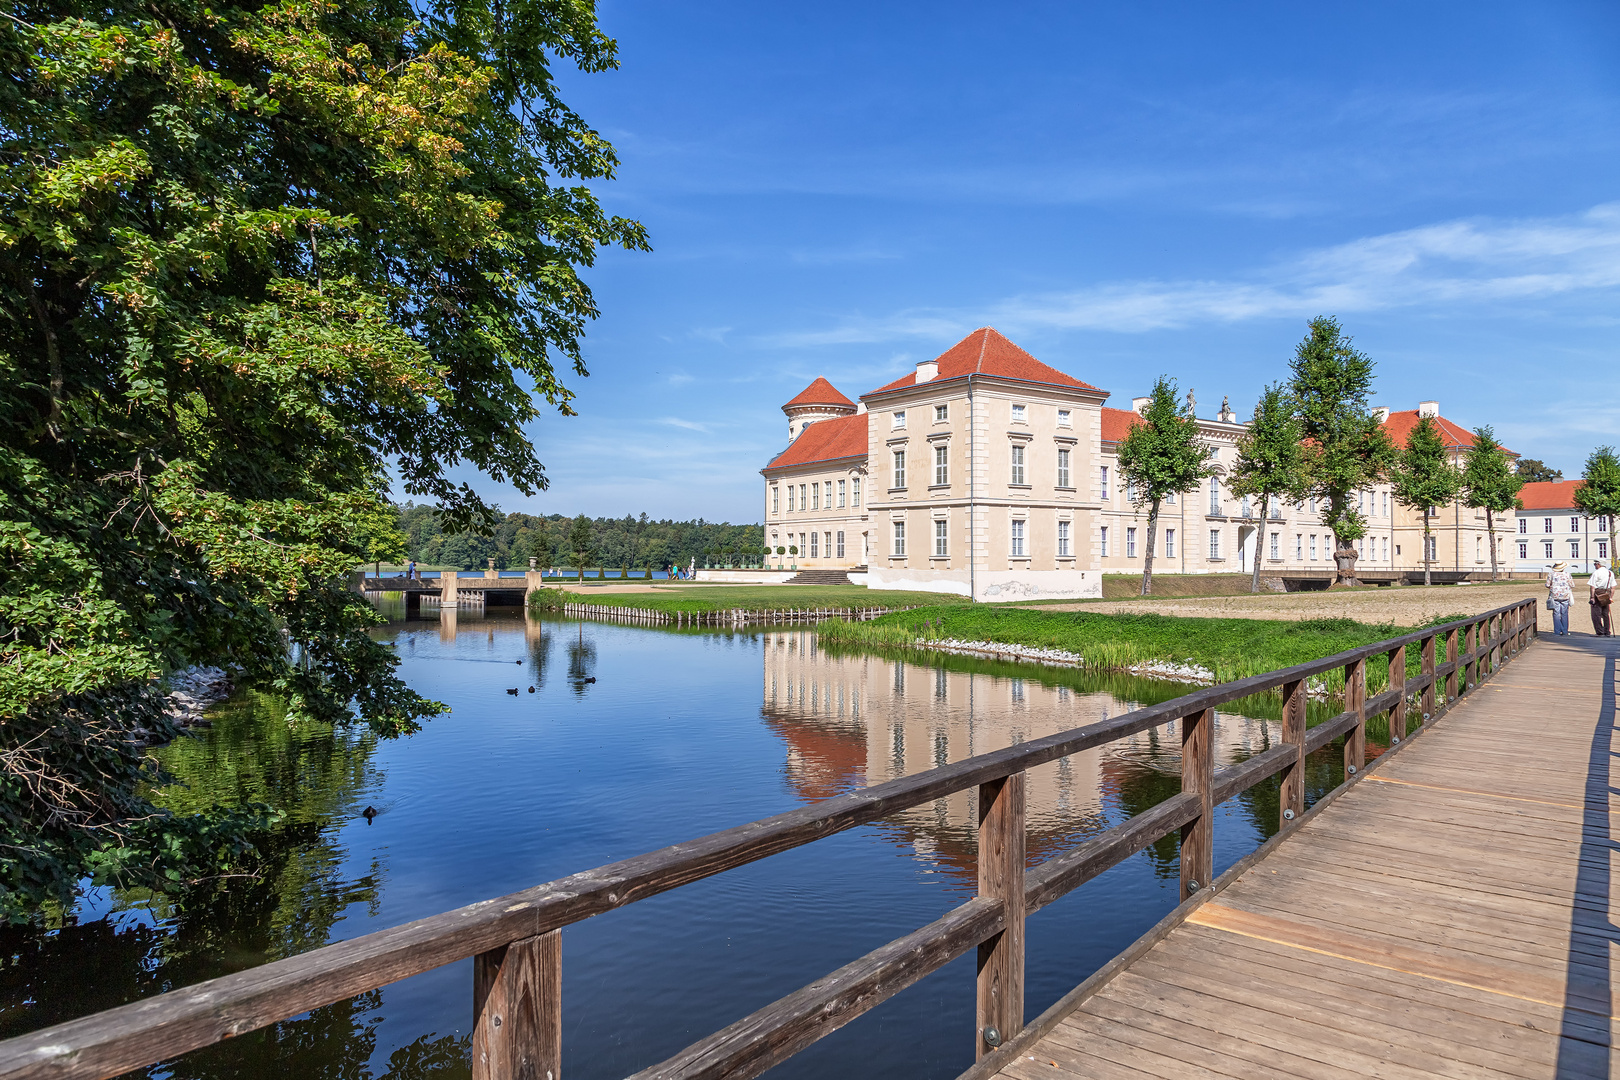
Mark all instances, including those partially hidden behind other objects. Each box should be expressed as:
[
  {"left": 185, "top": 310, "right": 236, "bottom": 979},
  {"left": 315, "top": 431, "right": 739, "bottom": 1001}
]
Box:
[
  {"left": 531, "top": 583, "right": 970, "bottom": 615},
  {"left": 815, "top": 606, "right": 1459, "bottom": 694}
]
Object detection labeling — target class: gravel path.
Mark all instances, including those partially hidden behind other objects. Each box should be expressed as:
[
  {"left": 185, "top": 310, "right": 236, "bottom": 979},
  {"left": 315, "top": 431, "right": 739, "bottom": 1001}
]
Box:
[{"left": 1030, "top": 580, "right": 1589, "bottom": 634}]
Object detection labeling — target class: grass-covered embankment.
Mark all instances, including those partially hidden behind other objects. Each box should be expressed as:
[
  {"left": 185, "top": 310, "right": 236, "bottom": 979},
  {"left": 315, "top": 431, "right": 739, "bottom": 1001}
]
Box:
[
  {"left": 530, "top": 584, "right": 970, "bottom": 615},
  {"left": 816, "top": 606, "right": 1457, "bottom": 695}
]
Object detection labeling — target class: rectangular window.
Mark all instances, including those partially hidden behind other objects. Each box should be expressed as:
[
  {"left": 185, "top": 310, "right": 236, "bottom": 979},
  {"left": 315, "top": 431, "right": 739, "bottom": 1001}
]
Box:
[
  {"left": 1383, "top": 491, "right": 1389, "bottom": 516},
  {"left": 934, "top": 444, "right": 949, "bottom": 485},
  {"left": 787, "top": 486, "right": 795, "bottom": 512},
  {"left": 1519, "top": 518, "right": 1527, "bottom": 534},
  {"left": 1011, "top": 519, "right": 1026, "bottom": 556},
  {"left": 1424, "top": 535, "right": 1436, "bottom": 561},
  {"left": 825, "top": 482, "right": 833, "bottom": 509},
  {"left": 1295, "top": 534, "right": 1303, "bottom": 560},
  {"left": 934, "top": 404, "right": 948, "bottom": 422},
  {"left": 1167, "top": 491, "right": 1175, "bottom": 505},
  {"left": 1209, "top": 477, "right": 1221, "bottom": 515},
  {"left": 1519, "top": 542, "right": 1528, "bottom": 559},
  {"left": 1309, "top": 497, "right": 1317, "bottom": 514},
  {"left": 1057, "top": 448, "right": 1071, "bottom": 488},
  {"left": 892, "top": 450, "right": 906, "bottom": 489},
  {"left": 1165, "top": 529, "right": 1175, "bottom": 558},
  {"left": 1058, "top": 520, "right": 1071, "bottom": 556},
  {"left": 1545, "top": 518, "right": 1553, "bottom": 533},
  {"left": 772, "top": 487, "right": 779, "bottom": 514},
  {"left": 1057, "top": 409, "right": 1071, "bottom": 427},
  {"left": 809, "top": 532, "right": 818, "bottom": 558},
  {"left": 1310, "top": 534, "right": 1318, "bottom": 560},
  {"left": 1126, "top": 527, "right": 1137, "bottom": 558},
  {"left": 825, "top": 532, "right": 832, "bottom": 559},
  {"left": 852, "top": 477, "right": 861, "bottom": 507},
  {"left": 1010, "top": 444, "right": 1026, "bottom": 485},
  {"left": 1572, "top": 540, "right": 1582, "bottom": 558},
  {"left": 799, "top": 484, "right": 807, "bottom": 511},
  {"left": 1127, "top": 479, "right": 1138, "bottom": 503},
  {"left": 1100, "top": 526, "right": 1109, "bottom": 557},
  {"left": 1012, "top": 404, "right": 1027, "bottom": 424},
  {"left": 934, "top": 519, "right": 948, "bottom": 557},
  {"left": 892, "top": 520, "right": 906, "bottom": 556},
  {"left": 1100, "top": 466, "right": 1110, "bottom": 499},
  {"left": 836, "top": 531, "right": 845, "bottom": 558},
  {"left": 837, "top": 479, "right": 846, "bottom": 508},
  {"left": 1209, "top": 529, "right": 1221, "bottom": 559},
  {"left": 1572, "top": 517, "right": 1582, "bottom": 532},
  {"left": 1544, "top": 541, "right": 1555, "bottom": 559},
  {"left": 1270, "top": 532, "right": 1279, "bottom": 559},
  {"left": 892, "top": 410, "right": 906, "bottom": 429},
  {"left": 811, "top": 483, "right": 819, "bottom": 510},
  {"left": 1602, "top": 516, "right": 1611, "bottom": 532},
  {"left": 1601, "top": 540, "right": 1610, "bottom": 559}
]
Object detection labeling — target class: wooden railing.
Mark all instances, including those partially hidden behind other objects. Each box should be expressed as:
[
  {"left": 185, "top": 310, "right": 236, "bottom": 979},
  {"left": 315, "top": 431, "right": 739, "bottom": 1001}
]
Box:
[{"left": 0, "top": 599, "right": 1539, "bottom": 1080}]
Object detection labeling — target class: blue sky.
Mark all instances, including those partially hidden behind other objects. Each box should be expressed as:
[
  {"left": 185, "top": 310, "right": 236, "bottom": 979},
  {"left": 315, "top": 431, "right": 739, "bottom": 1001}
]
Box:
[{"left": 440, "top": 1, "right": 1620, "bottom": 523}]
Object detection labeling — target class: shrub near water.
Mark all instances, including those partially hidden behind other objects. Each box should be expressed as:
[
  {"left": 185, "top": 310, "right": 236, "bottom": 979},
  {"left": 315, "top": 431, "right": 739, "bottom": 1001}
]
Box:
[{"left": 816, "top": 607, "right": 1424, "bottom": 694}]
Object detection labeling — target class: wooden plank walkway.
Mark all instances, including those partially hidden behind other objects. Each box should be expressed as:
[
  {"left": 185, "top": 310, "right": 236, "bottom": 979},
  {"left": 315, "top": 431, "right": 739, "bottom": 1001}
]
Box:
[{"left": 993, "top": 633, "right": 1620, "bottom": 1080}]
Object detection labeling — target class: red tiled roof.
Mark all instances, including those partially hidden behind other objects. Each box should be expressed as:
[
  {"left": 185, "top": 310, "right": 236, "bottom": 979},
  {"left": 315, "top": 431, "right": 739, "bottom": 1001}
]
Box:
[
  {"left": 784, "top": 377, "right": 854, "bottom": 410},
  {"left": 1381, "top": 410, "right": 1516, "bottom": 456},
  {"left": 1518, "top": 480, "right": 1584, "bottom": 511},
  {"left": 765, "top": 412, "right": 869, "bottom": 471},
  {"left": 865, "top": 328, "right": 1104, "bottom": 396},
  {"left": 1100, "top": 406, "right": 1143, "bottom": 444}
]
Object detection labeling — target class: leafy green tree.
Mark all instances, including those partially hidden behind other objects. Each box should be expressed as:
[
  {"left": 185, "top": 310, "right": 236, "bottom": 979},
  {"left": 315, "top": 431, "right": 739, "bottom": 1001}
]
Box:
[
  {"left": 1117, "top": 377, "right": 1214, "bottom": 595},
  {"left": 1575, "top": 447, "right": 1620, "bottom": 571},
  {"left": 1516, "top": 458, "right": 1564, "bottom": 484},
  {"left": 1461, "top": 427, "right": 1523, "bottom": 582},
  {"left": 0, "top": 0, "right": 645, "bottom": 912},
  {"left": 568, "top": 514, "right": 593, "bottom": 582},
  {"left": 1288, "top": 317, "right": 1396, "bottom": 585},
  {"left": 1227, "top": 384, "right": 1305, "bottom": 593},
  {"left": 1392, "top": 416, "right": 1462, "bottom": 586}
]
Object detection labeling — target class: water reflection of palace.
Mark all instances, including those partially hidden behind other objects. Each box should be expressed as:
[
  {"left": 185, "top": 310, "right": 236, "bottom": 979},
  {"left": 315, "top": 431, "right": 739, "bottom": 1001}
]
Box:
[{"left": 760, "top": 631, "right": 1279, "bottom": 881}]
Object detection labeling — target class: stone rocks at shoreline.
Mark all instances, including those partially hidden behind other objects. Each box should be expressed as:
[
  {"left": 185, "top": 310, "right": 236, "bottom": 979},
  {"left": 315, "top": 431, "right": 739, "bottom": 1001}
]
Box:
[
  {"left": 915, "top": 637, "right": 1219, "bottom": 685},
  {"left": 163, "top": 666, "right": 234, "bottom": 729}
]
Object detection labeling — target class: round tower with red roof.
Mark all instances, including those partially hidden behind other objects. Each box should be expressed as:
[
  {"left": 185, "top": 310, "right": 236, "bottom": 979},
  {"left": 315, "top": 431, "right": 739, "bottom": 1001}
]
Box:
[{"left": 782, "top": 377, "right": 856, "bottom": 443}]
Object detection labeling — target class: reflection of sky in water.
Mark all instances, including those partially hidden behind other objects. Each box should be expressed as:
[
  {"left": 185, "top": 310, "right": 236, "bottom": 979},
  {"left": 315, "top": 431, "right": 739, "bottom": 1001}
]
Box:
[{"left": 0, "top": 605, "right": 1349, "bottom": 1080}]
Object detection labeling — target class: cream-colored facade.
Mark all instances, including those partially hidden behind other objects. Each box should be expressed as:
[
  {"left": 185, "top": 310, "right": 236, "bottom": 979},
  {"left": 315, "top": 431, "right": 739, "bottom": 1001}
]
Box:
[{"left": 763, "top": 332, "right": 1516, "bottom": 593}]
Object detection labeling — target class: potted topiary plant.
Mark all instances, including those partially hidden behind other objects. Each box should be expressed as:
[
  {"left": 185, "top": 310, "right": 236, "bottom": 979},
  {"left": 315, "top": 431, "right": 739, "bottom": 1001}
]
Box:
[{"left": 788, "top": 544, "right": 798, "bottom": 570}]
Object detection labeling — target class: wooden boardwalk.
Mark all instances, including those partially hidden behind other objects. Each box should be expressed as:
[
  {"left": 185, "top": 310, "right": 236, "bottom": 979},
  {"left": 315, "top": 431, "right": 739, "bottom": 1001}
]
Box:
[{"left": 990, "top": 634, "right": 1620, "bottom": 1080}]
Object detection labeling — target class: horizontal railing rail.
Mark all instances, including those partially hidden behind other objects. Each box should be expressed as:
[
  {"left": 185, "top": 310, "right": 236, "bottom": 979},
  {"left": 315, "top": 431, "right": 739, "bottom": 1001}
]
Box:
[{"left": 0, "top": 598, "right": 1538, "bottom": 1080}]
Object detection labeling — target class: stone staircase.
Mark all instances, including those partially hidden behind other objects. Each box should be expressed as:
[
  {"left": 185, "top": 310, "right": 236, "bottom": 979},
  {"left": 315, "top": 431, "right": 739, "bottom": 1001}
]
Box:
[{"left": 784, "top": 568, "right": 852, "bottom": 586}]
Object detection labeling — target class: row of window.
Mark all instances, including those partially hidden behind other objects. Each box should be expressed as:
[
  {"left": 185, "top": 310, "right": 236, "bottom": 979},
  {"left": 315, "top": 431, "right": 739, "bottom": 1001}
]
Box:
[
  {"left": 891, "top": 446, "right": 1072, "bottom": 489},
  {"left": 889, "top": 404, "right": 1074, "bottom": 429},
  {"left": 888, "top": 518, "right": 1075, "bottom": 559},
  {"left": 770, "top": 530, "right": 849, "bottom": 559},
  {"left": 772, "top": 478, "right": 862, "bottom": 514},
  {"left": 1519, "top": 540, "right": 1611, "bottom": 560},
  {"left": 1519, "top": 516, "right": 1611, "bottom": 534}
]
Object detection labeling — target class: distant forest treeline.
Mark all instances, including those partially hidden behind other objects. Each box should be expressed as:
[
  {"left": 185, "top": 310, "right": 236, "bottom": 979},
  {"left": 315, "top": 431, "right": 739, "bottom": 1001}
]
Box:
[{"left": 396, "top": 504, "right": 765, "bottom": 570}]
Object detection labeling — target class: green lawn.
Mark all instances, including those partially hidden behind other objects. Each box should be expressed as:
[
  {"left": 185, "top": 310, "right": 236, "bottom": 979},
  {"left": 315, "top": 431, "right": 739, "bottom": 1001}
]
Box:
[
  {"left": 816, "top": 606, "right": 1454, "bottom": 692},
  {"left": 533, "top": 583, "right": 970, "bottom": 615}
]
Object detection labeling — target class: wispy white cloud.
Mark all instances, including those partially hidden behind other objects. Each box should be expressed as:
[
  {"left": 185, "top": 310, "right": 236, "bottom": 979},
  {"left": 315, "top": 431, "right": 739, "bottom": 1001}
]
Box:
[
  {"left": 660, "top": 417, "right": 710, "bottom": 432},
  {"left": 762, "top": 203, "right": 1620, "bottom": 346}
]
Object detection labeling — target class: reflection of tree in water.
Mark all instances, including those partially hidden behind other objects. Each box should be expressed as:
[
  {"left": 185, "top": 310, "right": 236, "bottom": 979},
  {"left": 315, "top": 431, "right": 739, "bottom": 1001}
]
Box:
[
  {"left": 567, "top": 623, "right": 597, "bottom": 695},
  {"left": 0, "top": 693, "right": 472, "bottom": 1079},
  {"left": 527, "top": 621, "right": 554, "bottom": 691}
]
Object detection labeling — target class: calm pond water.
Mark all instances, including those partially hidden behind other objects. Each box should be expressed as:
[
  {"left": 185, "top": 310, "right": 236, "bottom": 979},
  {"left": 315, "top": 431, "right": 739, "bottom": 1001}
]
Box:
[{"left": 1, "top": 603, "right": 1361, "bottom": 1079}]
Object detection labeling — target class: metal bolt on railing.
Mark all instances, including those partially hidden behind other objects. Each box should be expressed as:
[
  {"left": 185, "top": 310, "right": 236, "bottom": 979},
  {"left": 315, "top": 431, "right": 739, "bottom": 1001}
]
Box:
[
  {"left": 1283, "top": 808, "right": 1295, "bottom": 821},
  {"left": 982, "top": 1027, "right": 1002, "bottom": 1048}
]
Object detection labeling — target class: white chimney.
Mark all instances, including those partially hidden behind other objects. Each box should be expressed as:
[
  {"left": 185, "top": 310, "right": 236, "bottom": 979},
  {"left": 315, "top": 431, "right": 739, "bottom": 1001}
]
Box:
[
  {"left": 1418, "top": 400, "right": 1439, "bottom": 419},
  {"left": 1373, "top": 406, "right": 1390, "bottom": 423},
  {"left": 855, "top": 401, "right": 867, "bottom": 414},
  {"left": 915, "top": 359, "right": 938, "bottom": 383},
  {"left": 1131, "top": 396, "right": 1151, "bottom": 415}
]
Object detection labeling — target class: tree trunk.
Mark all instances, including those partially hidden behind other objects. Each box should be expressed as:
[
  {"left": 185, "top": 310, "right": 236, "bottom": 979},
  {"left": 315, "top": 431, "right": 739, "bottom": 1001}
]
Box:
[
  {"left": 1422, "top": 515, "right": 1432, "bottom": 586},
  {"left": 1486, "top": 508, "right": 1498, "bottom": 581},
  {"left": 1334, "top": 542, "right": 1359, "bottom": 586},
  {"left": 1251, "top": 518, "right": 1264, "bottom": 594},
  {"left": 1141, "top": 498, "right": 1162, "bottom": 596}
]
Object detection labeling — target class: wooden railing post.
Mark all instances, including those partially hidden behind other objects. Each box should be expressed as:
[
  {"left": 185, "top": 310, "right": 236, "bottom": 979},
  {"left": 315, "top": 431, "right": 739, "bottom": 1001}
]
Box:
[
  {"left": 1278, "top": 680, "right": 1306, "bottom": 830},
  {"left": 474, "top": 931, "right": 562, "bottom": 1080},
  {"left": 1386, "top": 645, "right": 1406, "bottom": 745},
  {"left": 976, "top": 771, "right": 1025, "bottom": 1060},
  {"left": 1343, "top": 658, "right": 1366, "bottom": 778},
  {"left": 1180, "top": 708, "right": 1214, "bottom": 901},
  {"left": 1421, "top": 634, "right": 1437, "bottom": 722},
  {"left": 1445, "top": 628, "right": 1460, "bottom": 703},
  {"left": 1465, "top": 621, "right": 1477, "bottom": 691}
]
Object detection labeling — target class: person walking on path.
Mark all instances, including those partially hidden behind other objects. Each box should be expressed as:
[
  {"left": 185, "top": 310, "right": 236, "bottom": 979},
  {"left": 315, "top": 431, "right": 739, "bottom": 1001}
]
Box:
[
  {"left": 1548, "top": 561, "right": 1575, "bottom": 636},
  {"left": 1591, "top": 559, "right": 1615, "bottom": 637}
]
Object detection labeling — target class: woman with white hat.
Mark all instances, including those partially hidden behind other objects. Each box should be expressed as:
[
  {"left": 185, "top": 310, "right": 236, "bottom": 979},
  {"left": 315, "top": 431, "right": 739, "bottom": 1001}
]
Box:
[{"left": 1547, "top": 561, "right": 1575, "bottom": 636}]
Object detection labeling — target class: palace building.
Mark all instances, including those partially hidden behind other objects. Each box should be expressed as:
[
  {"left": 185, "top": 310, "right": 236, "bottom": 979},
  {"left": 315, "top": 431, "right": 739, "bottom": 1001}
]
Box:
[{"left": 761, "top": 329, "right": 1520, "bottom": 601}]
